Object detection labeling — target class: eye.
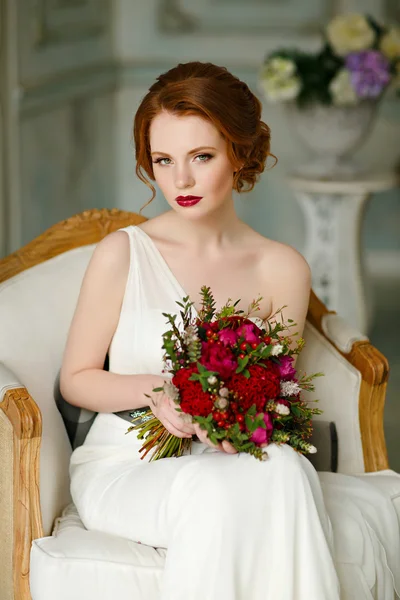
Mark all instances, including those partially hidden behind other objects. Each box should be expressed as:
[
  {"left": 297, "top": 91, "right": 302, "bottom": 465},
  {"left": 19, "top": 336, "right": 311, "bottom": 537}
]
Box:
[
  {"left": 153, "top": 157, "right": 172, "bottom": 166},
  {"left": 195, "top": 153, "right": 213, "bottom": 162}
]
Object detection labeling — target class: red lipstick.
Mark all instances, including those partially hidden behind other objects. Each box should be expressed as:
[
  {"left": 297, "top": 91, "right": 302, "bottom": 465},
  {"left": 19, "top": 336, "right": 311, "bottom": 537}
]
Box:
[{"left": 175, "top": 195, "right": 203, "bottom": 207}]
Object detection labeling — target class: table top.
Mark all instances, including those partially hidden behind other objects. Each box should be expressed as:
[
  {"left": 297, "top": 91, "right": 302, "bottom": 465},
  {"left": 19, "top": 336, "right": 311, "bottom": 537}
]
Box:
[{"left": 287, "top": 171, "right": 400, "bottom": 194}]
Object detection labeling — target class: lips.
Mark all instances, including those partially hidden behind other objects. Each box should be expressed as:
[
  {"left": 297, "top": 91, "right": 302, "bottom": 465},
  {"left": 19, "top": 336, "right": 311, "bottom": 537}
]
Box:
[{"left": 175, "top": 195, "right": 203, "bottom": 207}]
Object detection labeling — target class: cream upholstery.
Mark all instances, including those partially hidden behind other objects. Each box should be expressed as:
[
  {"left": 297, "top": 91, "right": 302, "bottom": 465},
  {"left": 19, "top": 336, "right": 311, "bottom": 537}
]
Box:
[
  {"left": 297, "top": 322, "right": 364, "bottom": 474},
  {"left": 1, "top": 235, "right": 399, "bottom": 600}
]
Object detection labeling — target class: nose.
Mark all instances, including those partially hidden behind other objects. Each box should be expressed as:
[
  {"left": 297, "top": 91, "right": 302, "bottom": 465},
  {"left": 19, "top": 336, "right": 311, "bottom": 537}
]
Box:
[{"left": 174, "top": 164, "right": 195, "bottom": 189}]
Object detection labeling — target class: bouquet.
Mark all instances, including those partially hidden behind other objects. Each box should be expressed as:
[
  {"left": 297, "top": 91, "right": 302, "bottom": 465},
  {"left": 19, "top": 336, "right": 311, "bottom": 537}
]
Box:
[
  {"left": 127, "top": 286, "right": 323, "bottom": 461},
  {"left": 259, "top": 13, "right": 400, "bottom": 107}
]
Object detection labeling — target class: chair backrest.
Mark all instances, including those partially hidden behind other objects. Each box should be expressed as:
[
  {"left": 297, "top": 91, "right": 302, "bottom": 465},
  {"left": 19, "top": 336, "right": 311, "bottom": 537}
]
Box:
[{"left": 0, "top": 244, "right": 96, "bottom": 534}]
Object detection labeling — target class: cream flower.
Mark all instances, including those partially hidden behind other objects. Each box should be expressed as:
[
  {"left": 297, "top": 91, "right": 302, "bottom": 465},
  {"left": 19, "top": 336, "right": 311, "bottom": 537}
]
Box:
[
  {"left": 326, "top": 13, "right": 375, "bottom": 56},
  {"left": 380, "top": 27, "right": 400, "bottom": 60},
  {"left": 274, "top": 403, "right": 290, "bottom": 416},
  {"left": 259, "top": 58, "right": 301, "bottom": 102},
  {"left": 329, "top": 68, "right": 358, "bottom": 106},
  {"left": 270, "top": 343, "right": 284, "bottom": 356},
  {"left": 307, "top": 444, "right": 317, "bottom": 454},
  {"left": 266, "top": 57, "right": 297, "bottom": 78}
]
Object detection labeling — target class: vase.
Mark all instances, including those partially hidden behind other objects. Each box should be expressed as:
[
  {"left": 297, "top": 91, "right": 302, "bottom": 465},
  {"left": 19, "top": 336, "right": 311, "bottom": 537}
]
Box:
[{"left": 284, "top": 101, "right": 378, "bottom": 179}]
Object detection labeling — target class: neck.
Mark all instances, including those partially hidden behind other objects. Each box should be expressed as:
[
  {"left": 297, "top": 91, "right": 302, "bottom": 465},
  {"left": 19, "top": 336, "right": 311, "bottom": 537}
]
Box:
[{"left": 166, "top": 197, "right": 243, "bottom": 251}]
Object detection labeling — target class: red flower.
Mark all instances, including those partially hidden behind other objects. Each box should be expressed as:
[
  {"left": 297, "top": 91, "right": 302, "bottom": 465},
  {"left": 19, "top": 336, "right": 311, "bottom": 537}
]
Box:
[
  {"left": 227, "top": 363, "right": 280, "bottom": 412},
  {"left": 172, "top": 365, "right": 214, "bottom": 417},
  {"left": 199, "top": 342, "right": 238, "bottom": 380}
]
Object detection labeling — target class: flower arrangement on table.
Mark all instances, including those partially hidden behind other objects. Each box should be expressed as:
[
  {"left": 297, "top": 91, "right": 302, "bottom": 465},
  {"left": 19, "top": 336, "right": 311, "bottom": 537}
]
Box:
[
  {"left": 259, "top": 13, "right": 400, "bottom": 107},
  {"left": 127, "top": 286, "right": 323, "bottom": 462}
]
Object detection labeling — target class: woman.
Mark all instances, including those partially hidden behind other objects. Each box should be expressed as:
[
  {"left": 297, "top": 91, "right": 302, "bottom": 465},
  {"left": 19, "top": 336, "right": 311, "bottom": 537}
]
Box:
[{"left": 60, "top": 62, "right": 397, "bottom": 600}]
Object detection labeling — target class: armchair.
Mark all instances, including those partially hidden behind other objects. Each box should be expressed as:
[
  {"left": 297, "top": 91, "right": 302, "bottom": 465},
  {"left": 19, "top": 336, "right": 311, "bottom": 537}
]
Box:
[{"left": 0, "top": 208, "right": 399, "bottom": 600}]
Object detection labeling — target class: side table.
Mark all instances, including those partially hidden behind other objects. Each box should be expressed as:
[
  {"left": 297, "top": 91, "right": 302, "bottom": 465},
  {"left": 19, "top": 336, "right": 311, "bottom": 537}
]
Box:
[{"left": 288, "top": 172, "right": 400, "bottom": 334}]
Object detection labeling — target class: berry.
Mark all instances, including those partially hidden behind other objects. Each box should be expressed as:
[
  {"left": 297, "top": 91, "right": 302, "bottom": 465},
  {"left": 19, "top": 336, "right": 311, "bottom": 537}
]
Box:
[
  {"left": 238, "top": 353, "right": 245, "bottom": 359},
  {"left": 251, "top": 342, "right": 258, "bottom": 350},
  {"left": 217, "top": 420, "right": 225, "bottom": 428},
  {"left": 264, "top": 336, "right": 272, "bottom": 344},
  {"left": 237, "top": 414, "right": 245, "bottom": 423},
  {"left": 206, "top": 329, "right": 213, "bottom": 338},
  {"left": 239, "top": 342, "right": 247, "bottom": 351}
]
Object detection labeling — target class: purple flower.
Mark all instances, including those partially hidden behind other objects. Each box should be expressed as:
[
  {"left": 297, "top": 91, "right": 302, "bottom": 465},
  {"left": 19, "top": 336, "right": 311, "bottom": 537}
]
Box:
[
  {"left": 250, "top": 413, "right": 274, "bottom": 446},
  {"left": 218, "top": 328, "right": 239, "bottom": 347},
  {"left": 345, "top": 50, "right": 390, "bottom": 98},
  {"left": 277, "top": 356, "right": 296, "bottom": 380}
]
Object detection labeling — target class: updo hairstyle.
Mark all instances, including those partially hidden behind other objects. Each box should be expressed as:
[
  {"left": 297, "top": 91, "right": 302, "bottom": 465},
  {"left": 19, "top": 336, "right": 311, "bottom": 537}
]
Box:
[{"left": 133, "top": 61, "right": 277, "bottom": 208}]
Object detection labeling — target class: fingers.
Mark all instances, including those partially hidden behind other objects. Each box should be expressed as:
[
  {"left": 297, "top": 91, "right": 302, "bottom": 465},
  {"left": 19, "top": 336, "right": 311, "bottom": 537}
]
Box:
[
  {"left": 222, "top": 440, "right": 238, "bottom": 454},
  {"left": 167, "top": 399, "right": 195, "bottom": 435},
  {"left": 193, "top": 423, "right": 222, "bottom": 451},
  {"left": 193, "top": 423, "right": 238, "bottom": 454},
  {"left": 163, "top": 417, "right": 193, "bottom": 438}
]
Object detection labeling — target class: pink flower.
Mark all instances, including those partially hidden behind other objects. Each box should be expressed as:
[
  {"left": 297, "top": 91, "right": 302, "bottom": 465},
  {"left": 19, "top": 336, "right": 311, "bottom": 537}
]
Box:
[
  {"left": 250, "top": 413, "right": 274, "bottom": 446},
  {"left": 278, "top": 356, "right": 296, "bottom": 380},
  {"left": 218, "top": 328, "right": 239, "bottom": 347},
  {"left": 237, "top": 323, "right": 260, "bottom": 344},
  {"left": 200, "top": 342, "right": 238, "bottom": 380}
]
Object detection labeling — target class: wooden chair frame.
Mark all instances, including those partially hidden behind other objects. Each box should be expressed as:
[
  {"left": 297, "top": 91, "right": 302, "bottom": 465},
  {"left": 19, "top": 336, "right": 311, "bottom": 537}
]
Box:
[{"left": 0, "top": 208, "right": 390, "bottom": 600}]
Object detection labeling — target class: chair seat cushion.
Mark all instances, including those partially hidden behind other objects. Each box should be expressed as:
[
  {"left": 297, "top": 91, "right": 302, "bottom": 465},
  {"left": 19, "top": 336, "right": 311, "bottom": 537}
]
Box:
[
  {"left": 30, "top": 503, "right": 166, "bottom": 600},
  {"left": 30, "top": 472, "right": 400, "bottom": 600}
]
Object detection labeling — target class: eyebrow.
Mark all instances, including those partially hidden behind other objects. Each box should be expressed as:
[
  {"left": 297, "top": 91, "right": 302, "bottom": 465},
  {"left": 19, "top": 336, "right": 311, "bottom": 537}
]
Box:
[{"left": 150, "top": 146, "right": 217, "bottom": 157}]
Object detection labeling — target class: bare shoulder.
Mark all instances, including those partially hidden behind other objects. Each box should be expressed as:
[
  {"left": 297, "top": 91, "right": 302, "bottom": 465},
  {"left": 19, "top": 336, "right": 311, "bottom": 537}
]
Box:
[
  {"left": 88, "top": 229, "right": 130, "bottom": 274},
  {"left": 263, "top": 239, "right": 310, "bottom": 277},
  {"left": 245, "top": 230, "right": 311, "bottom": 289}
]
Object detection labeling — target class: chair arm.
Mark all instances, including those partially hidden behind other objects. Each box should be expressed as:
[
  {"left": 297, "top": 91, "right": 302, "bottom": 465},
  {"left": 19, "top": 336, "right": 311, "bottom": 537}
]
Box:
[
  {"left": 306, "top": 291, "right": 389, "bottom": 473},
  {"left": 0, "top": 362, "right": 43, "bottom": 600},
  {"left": 321, "top": 313, "right": 369, "bottom": 354}
]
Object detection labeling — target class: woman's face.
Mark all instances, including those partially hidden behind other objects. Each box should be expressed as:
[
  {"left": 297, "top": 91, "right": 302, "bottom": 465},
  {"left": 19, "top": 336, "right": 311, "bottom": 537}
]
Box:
[{"left": 149, "top": 111, "right": 236, "bottom": 216}]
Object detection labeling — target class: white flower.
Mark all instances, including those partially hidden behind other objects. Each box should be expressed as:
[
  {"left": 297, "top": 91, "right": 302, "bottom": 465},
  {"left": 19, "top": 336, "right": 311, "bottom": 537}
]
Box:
[
  {"left": 219, "top": 387, "right": 229, "bottom": 398},
  {"left": 266, "top": 57, "right": 297, "bottom": 77},
  {"left": 259, "top": 58, "right": 301, "bottom": 103},
  {"left": 207, "top": 375, "right": 217, "bottom": 385},
  {"left": 280, "top": 380, "right": 301, "bottom": 397},
  {"left": 329, "top": 68, "right": 358, "bottom": 106},
  {"left": 380, "top": 27, "right": 400, "bottom": 60},
  {"left": 270, "top": 343, "right": 283, "bottom": 356},
  {"left": 214, "top": 396, "right": 229, "bottom": 410},
  {"left": 275, "top": 402, "right": 290, "bottom": 416},
  {"left": 326, "top": 13, "right": 375, "bottom": 56},
  {"left": 260, "top": 75, "right": 301, "bottom": 103},
  {"left": 163, "top": 380, "right": 179, "bottom": 402},
  {"left": 307, "top": 444, "right": 317, "bottom": 454}
]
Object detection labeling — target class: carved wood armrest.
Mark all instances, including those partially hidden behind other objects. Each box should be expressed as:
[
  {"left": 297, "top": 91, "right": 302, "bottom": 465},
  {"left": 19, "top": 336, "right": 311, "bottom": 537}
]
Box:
[
  {"left": 307, "top": 291, "right": 389, "bottom": 473},
  {"left": 0, "top": 364, "right": 43, "bottom": 600}
]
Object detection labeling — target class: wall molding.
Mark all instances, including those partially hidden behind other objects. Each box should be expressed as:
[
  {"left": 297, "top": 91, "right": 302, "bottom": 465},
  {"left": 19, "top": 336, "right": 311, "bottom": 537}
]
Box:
[{"left": 19, "top": 61, "right": 118, "bottom": 117}]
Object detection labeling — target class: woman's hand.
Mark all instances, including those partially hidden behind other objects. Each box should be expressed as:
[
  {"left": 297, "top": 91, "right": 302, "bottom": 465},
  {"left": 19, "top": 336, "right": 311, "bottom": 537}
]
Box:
[
  {"left": 193, "top": 423, "right": 237, "bottom": 454},
  {"left": 150, "top": 389, "right": 196, "bottom": 439}
]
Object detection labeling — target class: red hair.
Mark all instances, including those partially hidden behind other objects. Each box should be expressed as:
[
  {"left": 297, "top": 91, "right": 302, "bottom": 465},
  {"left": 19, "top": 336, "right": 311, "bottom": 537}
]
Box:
[{"left": 133, "top": 61, "right": 277, "bottom": 209}]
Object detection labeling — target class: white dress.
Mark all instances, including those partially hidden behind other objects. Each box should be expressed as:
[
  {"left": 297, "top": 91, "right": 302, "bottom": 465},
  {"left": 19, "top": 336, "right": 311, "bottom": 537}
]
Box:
[{"left": 70, "top": 225, "right": 400, "bottom": 600}]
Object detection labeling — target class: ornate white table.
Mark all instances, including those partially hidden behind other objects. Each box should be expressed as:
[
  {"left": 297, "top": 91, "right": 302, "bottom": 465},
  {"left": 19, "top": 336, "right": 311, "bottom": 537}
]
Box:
[{"left": 288, "top": 173, "right": 400, "bottom": 334}]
